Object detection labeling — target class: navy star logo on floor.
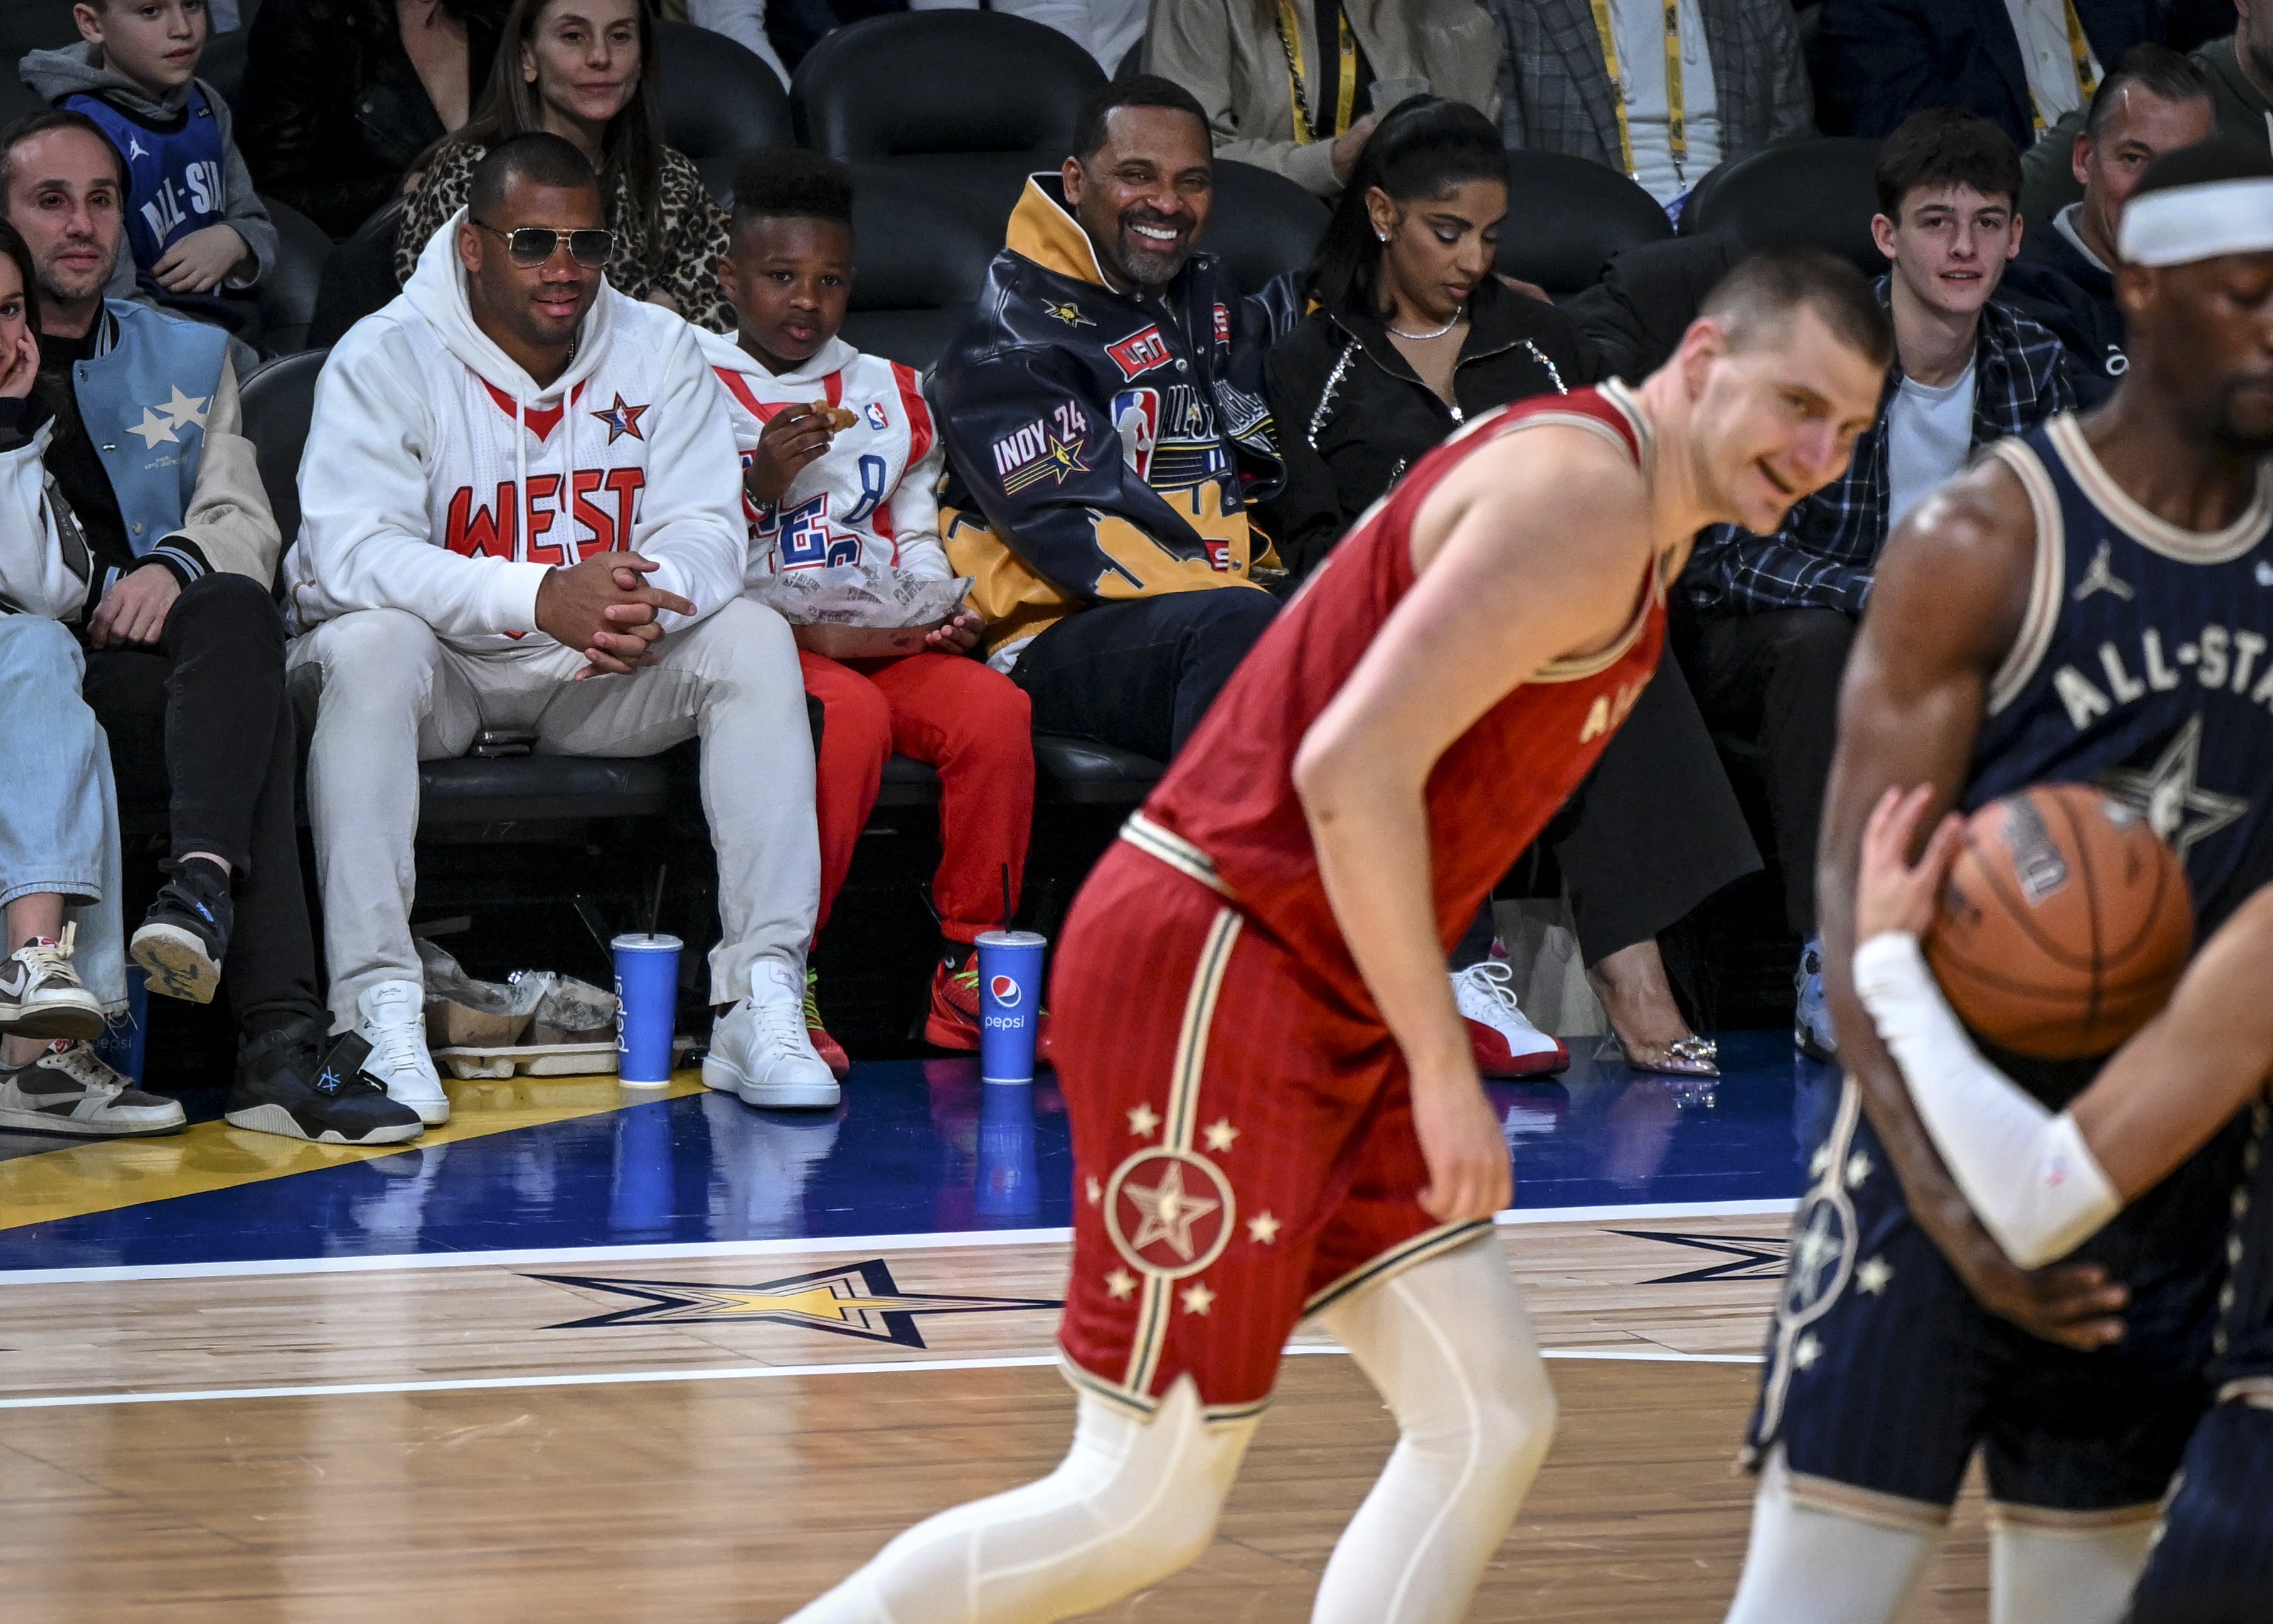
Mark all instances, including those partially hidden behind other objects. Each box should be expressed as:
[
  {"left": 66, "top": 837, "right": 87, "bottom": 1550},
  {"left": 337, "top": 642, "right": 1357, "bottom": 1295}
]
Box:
[
  {"left": 1616, "top": 1230, "right": 1791, "bottom": 1285},
  {"left": 530, "top": 1259, "right": 1062, "bottom": 1347}
]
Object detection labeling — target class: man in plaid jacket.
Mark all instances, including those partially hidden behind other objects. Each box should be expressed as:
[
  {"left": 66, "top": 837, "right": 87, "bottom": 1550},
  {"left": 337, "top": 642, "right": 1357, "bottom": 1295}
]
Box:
[{"left": 1676, "top": 109, "right": 2073, "bottom": 1059}]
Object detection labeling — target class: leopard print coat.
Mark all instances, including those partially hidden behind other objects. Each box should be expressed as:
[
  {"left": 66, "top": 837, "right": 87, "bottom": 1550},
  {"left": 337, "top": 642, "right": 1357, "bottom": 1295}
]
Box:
[{"left": 394, "top": 140, "right": 733, "bottom": 332}]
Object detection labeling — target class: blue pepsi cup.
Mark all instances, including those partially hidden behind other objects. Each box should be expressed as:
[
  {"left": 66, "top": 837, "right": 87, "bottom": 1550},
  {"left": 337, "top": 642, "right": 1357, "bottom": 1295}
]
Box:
[
  {"left": 92, "top": 965, "right": 149, "bottom": 1083},
  {"left": 612, "top": 932, "right": 682, "bottom": 1085},
  {"left": 977, "top": 929, "right": 1046, "bottom": 1084}
]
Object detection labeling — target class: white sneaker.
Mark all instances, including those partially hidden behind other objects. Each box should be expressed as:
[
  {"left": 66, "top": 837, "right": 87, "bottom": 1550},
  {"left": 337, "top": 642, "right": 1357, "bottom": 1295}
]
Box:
[
  {"left": 0, "top": 1039, "right": 186, "bottom": 1137},
  {"left": 356, "top": 979, "right": 450, "bottom": 1125},
  {"left": 703, "top": 959, "right": 841, "bottom": 1110},
  {"left": 0, "top": 925, "right": 106, "bottom": 1041},
  {"left": 1452, "top": 960, "right": 1570, "bottom": 1078}
]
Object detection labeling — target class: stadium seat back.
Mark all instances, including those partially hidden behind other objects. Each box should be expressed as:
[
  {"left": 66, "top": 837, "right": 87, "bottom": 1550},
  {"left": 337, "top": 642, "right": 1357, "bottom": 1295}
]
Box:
[
  {"left": 1679, "top": 137, "right": 1883, "bottom": 277},
  {"left": 1201, "top": 159, "right": 1329, "bottom": 297},
  {"left": 200, "top": 26, "right": 247, "bottom": 112},
  {"left": 792, "top": 10, "right": 1103, "bottom": 159},
  {"left": 1498, "top": 151, "right": 1672, "bottom": 296},
  {"left": 834, "top": 159, "right": 1001, "bottom": 369},
  {"left": 654, "top": 16, "right": 790, "bottom": 170},
  {"left": 238, "top": 347, "right": 327, "bottom": 558},
  {"left": 309, "top": 194, "right": 408, "bottom": 350},
  {"left": 256, "top": 196, "right": 333, "bottom": 356}
]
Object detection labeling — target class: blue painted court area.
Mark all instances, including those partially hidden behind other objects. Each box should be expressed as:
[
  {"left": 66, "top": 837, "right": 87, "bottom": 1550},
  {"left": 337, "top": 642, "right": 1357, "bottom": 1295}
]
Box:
[{"left": 0, "top": 1032, "right": 1829, "bottom": 1273}]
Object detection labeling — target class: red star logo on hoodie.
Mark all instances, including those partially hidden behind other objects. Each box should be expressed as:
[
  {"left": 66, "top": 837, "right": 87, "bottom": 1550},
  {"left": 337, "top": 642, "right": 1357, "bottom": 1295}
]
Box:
[{"left": 591, "top": 392, "right": 649, "bottom": 443}]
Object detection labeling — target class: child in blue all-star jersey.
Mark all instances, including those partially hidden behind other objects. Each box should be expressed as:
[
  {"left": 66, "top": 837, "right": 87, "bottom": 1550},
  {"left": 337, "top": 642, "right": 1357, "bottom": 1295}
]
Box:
[{"left": 19, "top": 0, "right": 275, "bottom": 328}]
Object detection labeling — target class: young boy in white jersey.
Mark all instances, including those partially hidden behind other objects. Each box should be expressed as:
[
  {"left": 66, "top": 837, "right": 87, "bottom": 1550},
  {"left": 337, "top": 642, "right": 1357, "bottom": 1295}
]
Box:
[{"left": 700, "top": 151, "right": 1037, "bottom": 1073}]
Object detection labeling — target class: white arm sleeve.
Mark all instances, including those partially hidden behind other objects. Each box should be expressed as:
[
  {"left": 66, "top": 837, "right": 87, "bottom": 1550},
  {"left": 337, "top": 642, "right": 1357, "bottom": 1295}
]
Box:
[{"left": 1852, "top": 932, "right": 2121, "bottom": 1268}]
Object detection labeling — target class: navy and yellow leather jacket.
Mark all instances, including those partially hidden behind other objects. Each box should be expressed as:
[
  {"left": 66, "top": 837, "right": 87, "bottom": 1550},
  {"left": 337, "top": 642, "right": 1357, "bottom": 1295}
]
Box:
[{"left": 935, "top": 173, "right": 1285, "bottom": 659}]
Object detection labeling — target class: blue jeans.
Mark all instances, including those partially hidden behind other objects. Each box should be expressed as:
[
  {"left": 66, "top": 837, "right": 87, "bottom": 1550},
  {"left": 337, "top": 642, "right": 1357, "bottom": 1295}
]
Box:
[{"left": 0, "top": 617, "right": 126, "bottom": 1014}]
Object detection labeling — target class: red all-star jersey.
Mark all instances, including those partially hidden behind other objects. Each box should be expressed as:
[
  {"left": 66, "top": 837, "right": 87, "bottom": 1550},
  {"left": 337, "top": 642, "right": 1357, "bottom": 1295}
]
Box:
[{"left": 1128, "top": 381, "right": 1666, "bottom": 1016}]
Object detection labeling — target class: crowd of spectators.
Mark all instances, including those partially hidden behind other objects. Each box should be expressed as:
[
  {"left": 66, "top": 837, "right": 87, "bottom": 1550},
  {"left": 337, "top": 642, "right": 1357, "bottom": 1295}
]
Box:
[{"left": 0, "top": 0, "right": 2250, "bottom": 1146}]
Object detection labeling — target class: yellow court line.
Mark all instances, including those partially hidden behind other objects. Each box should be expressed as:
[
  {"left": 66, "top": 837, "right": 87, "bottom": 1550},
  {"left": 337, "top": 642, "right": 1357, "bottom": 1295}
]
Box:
[{"left": 0, "top": 1071, "right": 710, "bottom": 1232}]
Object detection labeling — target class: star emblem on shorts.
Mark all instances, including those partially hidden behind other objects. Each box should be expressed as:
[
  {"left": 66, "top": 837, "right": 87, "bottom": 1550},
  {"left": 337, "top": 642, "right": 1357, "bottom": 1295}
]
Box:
[
  {"left": 1791, "top": 1204, "right": 1844, "bottom": 1302},
  {"left": 1105, "top": 1267, "right": 1137, "bottom": 1300},
  {"left": 1247, "top": 1210, "right": 1280, "bottom": 1246},
  {"left": 1856, "top": 1256, "right": 1894, "bottom": 1295},
  {"left": 1126, "top": 1102, "right": 1161, "bottom": 1138},
  {"left": 1180, "top": 1282, "right": 1216, "bottom": 1315},
  {"left": 1203, "top": 1118, "right": 1239, "bottom": 1152},
  {"left": 1794, "top": 1331, "right": 1823, "bottom": 1371},
  {"left": 1086, "top": 1176, "right": 1103, "bottom": 1206},
  {"left": 1844, "top": 1150, "right": 1873, "bottom": 1188},
  {"left": 1121, "top": 1160, "right": 1221, "bottom": 1261},
  {"left": 590, "top": 391, "right": 649, "bottom": 443},
  {"left": 1809, "top": 1142, "right": 1834, "bottom": 1178},
  {"left": 2101, "top": 714, "right": 2248, "bottom": 859}
]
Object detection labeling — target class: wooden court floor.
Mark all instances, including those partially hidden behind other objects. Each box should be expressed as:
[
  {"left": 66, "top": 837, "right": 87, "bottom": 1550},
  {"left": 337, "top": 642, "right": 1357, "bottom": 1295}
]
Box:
[{"left": 1, "top": 1219, "right": 1993, "bottom": 1622}]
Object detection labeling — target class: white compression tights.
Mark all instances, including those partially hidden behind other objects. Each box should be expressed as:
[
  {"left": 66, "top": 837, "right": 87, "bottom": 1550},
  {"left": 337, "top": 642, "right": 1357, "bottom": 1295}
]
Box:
[
  {"left": 782, "top": 1236, "right": 1556, "bottom": 1624},
  {"left": 1723, "top": 1448, "right": 2153, "bottom": 1624}
]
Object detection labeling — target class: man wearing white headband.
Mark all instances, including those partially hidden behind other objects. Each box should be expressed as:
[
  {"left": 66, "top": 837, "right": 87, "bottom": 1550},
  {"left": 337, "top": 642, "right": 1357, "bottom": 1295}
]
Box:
[{"left": 1723, "top": 139, "right": 2273, "bottom": 1624}]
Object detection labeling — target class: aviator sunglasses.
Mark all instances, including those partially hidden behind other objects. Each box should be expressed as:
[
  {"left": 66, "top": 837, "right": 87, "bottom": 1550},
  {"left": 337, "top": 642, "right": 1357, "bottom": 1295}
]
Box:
[{"left": 473, "top": 219, "right": 615, "bottom": 268}]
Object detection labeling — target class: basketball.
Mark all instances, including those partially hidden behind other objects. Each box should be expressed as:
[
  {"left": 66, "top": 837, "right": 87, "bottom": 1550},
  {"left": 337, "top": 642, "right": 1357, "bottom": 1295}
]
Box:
[{"left": 1925, "top": 783, "right": 2193, "bottom": 1059}]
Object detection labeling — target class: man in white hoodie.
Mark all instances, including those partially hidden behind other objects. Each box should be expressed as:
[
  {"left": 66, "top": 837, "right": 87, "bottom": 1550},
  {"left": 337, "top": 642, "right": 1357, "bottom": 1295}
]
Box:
[{"left": 284, "top": 132, "right": 836, "bottom": 1119}]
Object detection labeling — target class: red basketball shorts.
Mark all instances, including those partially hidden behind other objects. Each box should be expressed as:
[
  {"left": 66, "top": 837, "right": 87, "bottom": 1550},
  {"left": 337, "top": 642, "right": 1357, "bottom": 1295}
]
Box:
[{"left": 1050, "top": 838, "right": 1490, "bottom": 1423}]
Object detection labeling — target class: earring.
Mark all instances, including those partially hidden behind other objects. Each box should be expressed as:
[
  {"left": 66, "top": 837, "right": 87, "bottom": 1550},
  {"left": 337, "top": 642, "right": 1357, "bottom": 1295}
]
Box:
[{"left": 1376, "top": 229, "right": 1390, "bottom": 242}]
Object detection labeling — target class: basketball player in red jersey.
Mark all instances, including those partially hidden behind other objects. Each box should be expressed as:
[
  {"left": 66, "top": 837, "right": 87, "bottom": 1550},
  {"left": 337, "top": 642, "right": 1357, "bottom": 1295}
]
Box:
[{"left": 782, "top": 248, "right": 1890, "bottom": 1624}]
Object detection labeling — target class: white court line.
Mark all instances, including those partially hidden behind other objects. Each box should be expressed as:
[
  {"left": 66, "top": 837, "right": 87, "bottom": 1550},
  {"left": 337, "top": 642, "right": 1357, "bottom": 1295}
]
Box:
[
  {"left": 0, "top": 1344, "right": 1764, "bottom": 1411},
  {"left": 0, "top": 1199, "right": 1797, "bottom": 1287}
]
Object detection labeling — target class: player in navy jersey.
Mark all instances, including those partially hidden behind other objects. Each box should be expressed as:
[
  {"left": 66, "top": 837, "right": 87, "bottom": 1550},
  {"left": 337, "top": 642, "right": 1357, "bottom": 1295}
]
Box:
[{"left": 1724, "top": 142, "right": 2273, "bottom": 1624}]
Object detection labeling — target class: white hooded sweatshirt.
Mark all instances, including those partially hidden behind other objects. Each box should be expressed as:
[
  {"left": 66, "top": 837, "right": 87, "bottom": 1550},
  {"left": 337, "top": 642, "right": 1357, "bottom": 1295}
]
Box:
[{"left": 285, "top": 208, "right": 747, "bottom": 657}]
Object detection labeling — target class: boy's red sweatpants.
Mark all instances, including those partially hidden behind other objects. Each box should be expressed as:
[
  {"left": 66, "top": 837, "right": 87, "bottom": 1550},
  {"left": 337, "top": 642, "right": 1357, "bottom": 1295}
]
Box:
[{"left": 800, "top": 649, "right": 1033, "bottom": 942}]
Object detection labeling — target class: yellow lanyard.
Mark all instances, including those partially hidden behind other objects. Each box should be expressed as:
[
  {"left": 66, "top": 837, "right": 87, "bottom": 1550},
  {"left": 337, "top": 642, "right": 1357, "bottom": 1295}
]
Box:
[
  {"left": 1275, "top": 0, "right": 1359, "bottom": 146},
  {"left": 1587, "top": 0, "right": 1687, "bottom": 184},
  {"left": 2028, "top": 0, "right": 2100, "bottom": 132}
]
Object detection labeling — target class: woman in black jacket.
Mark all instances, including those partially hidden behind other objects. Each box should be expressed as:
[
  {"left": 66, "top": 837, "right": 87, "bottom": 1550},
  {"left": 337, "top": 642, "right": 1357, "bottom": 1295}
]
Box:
[
  {"left": 1264, "top": 97, "right": 1758, "bottom": 1078},
  {"left": 238, "top": 0, "right": 507, "bottom": 240}
]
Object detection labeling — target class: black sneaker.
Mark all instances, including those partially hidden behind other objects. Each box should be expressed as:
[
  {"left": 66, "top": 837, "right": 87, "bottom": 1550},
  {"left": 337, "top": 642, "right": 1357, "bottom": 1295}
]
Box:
[
  {"left": 226, "top": 1023, "right": 425, "bottom": 1145},
  {"left": 0, "top": 1039, "right": 186, "bottom": 1137},
  {"left": 132, "top": 858, "right": 234, "bottom": 1004}
]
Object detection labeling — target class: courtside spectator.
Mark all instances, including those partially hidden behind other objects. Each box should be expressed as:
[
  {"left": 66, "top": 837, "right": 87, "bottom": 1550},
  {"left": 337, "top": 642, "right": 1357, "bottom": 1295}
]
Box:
[
  {"left": 2196, "top": 0, "right": 2273, "bottom": 154},
  {"left": 701, "top": 151, "right": 1038, "bottom": 1071},
  {"left": 0, "top": 221, "right": 178, "bottom": 1140},
  {"left": 934, "top": 77, "right": 1282, "bottom": 763},
  {"left": 1267, "top": 97, "right": 1756, "bottom": 1078},
  {"left": 1142, "top": 0, "right": 1501, "bottom": 196},
  {"left": 0, "top": 116, "right": 415, "bottom": 1144},
  {"left": 1814, "top": 0, "right": 2160, "bottom": 147},
  {"left": 282, "top": 135, "right": 832, "bottom": 1117},
  {"left": 1678, "top": 109, "right": 2068, "bottom": 1061},
  {"left": 394, "top": 0, "right": 732, "bottom": 329},
  {"left": 1481, "top": 0, "right": 1814, "bottom": 212},
  {"left": 20, "top": 0, "right": 277, "bottom": 334},
  {"left": 240, "top": 0, "right": 506, "bottom": 239},
  {"left": 2004, "top": 45, "right": 2212, "bottom": 401}
]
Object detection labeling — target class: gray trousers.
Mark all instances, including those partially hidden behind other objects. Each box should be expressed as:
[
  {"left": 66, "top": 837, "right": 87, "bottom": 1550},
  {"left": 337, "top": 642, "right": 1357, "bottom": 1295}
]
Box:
[
  {"left": 286, "top": 600, "right": 821, "bottom": 1027},
  {"left": 0, "top": 616, "right": 126, "bottom": 1014}
]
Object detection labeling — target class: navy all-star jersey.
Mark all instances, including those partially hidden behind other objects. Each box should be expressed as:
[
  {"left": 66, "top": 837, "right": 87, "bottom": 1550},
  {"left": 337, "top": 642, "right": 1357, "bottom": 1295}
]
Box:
[
  {"left": 1744, "top": 413, "right": 2273, "bottom": 1522},
  {"left": 1969, "top": 411, "right": 2273, "bottom": 935}
]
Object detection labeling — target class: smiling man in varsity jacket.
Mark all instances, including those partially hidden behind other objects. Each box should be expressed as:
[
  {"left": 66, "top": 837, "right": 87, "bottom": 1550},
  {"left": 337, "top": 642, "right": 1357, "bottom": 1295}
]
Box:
[
  {"left": 934, "top": 75, "right": 1286, "bottom": 766},
  {"left": 284, "top": 133, "right": 835, "bottom": 1120}
]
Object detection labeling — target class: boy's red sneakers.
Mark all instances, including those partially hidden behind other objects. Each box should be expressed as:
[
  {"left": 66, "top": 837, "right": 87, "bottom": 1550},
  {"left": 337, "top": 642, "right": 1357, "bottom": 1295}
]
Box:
[
  {"left": 805, "top": 970, "right": 851, "bottom": 1080},
  {"left": 925, "top": 956, "right": 1053, "bottom": 1058}
]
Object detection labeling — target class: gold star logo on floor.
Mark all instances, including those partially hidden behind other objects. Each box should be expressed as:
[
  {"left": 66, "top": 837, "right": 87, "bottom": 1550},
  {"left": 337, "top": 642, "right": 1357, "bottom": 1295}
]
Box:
[{"left": 531, "top": 1261, "right": 1062, "bottom": 1349}]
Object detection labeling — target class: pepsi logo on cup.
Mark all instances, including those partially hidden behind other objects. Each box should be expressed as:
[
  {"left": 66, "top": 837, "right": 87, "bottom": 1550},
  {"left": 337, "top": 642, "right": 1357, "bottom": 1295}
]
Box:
[{"left": 989, "top": 973, "right": 1022, "bottom": 1009}]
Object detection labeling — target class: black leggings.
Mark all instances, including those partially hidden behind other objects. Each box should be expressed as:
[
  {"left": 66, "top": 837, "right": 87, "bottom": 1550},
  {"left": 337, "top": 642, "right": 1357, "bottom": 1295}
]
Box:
[{"left": 78, "top": 571, "right": 321, "bottom": 1036}]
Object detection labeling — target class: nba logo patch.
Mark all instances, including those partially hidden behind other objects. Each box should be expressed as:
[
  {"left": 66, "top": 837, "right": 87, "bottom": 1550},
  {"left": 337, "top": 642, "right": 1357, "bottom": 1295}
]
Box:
[
  {"left": 1213, "top": 303, "right": 1230, "bottom": 346},
  {"left": 865, "top": 402, "right": 889, "bottom": 431},
  {"left": 989, "top": 973, "right": 1022, "bottom": 1008}
]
